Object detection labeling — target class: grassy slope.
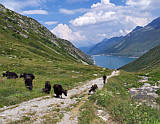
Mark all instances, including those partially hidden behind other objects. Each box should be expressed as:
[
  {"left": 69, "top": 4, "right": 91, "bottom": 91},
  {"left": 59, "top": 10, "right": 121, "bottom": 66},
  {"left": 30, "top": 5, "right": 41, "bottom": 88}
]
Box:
[
  {"left": 79, "top": 71, "right": 160, "bottom": 124},
  {"left": 79, "top": 44, "right": 160, "bottom": 123},
  {"left": 0, "top": 5, "right": 111, "bottom": 107},
  {"left": 0, "top": 24, "right": 111, "bottom": 107},
  {"left": 79, "top": 44, "right": 160, "bottom": 124},
  {"left": 0, "top": 55, "right": 110, "bottom": 107},
  {"left": 120, "top": 45, "right": 160, "bottom": 72},
  {"left": 0, "top": 5, "right": 91, "bottom": 64}
]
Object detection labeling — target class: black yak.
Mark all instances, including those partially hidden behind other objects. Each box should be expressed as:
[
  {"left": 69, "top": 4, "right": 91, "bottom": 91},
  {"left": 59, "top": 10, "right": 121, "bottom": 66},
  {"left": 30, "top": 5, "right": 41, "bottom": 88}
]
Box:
[
  {"left": 20, "top": 73, "right": 34, "bottom": 91},
  {"left": 53, "top": 84, "right": 67, "bottom": 98},
  {"left": 88, "top": 84, "right": 98, "bottom": 94},
  {"left": 24, "top": 75, "right": 33, "bottom": 91},
  {"left": 42, "top": 81, "right": 51, "bottom": 94},
  {"left": 2, "top": 71, "right": 18, "bottom": 79},
  {"left": 20, "top": 73, "right": 35, "bottom": 80}
]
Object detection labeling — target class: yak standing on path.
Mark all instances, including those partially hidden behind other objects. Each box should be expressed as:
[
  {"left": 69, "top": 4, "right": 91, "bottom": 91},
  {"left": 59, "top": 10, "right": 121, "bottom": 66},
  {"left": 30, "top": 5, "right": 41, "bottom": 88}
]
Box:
[
  {"left": 88, "top": 84, "right": 98, "bottom": 95},
  {"left": 53, "top": 84, "right": 67, "bottom": 98},
  {"left": 20, "top": 73, "right": 35, "bottom": 91},
  {"left": 103, "top": 75, "right": 107, "bottom": 84},
  {"left": 2, "top": 71, "right": 18, "bottom": 79},
  {"left": 42, "top": 81, "right": 51, "bottom": 94}
]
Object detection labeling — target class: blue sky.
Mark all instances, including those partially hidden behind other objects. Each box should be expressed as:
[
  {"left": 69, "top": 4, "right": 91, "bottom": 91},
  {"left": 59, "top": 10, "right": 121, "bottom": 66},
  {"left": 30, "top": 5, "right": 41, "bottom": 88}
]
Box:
[{"left": 0, "top": 0, "right": 160, "bottom": 47}]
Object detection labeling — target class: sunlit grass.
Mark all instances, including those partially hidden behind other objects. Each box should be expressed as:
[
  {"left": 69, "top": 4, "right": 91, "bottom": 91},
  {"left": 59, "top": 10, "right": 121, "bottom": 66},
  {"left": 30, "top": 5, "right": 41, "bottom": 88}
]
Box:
[
  {"left": 0, "top": 56, "right": 111, "bottom": 107},
  {"left": 80, "top": 71, "right": 160, "bottom": 124}
]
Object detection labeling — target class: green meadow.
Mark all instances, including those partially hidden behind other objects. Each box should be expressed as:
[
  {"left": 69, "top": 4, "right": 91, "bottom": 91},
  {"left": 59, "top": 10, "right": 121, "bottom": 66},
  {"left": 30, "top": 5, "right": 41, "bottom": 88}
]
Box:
[
  {"left": 79, "top": 71, "right": 160, "bottom": 124},
  {"left": 0, "top": 55, "right": 111, "bottom": 108}
]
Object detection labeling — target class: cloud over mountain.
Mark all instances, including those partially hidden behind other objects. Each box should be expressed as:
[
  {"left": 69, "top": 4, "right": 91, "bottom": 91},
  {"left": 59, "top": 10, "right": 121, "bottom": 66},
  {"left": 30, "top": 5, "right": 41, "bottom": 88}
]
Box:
[
  {"left": 51, "top": 24, "right": 86, "bottom": 46},
  {"left": 2, "top": 0, "right": 160, "bottom": 47},
  {"left": 65, "top": 0, "right": 160, "bottom": 46}
]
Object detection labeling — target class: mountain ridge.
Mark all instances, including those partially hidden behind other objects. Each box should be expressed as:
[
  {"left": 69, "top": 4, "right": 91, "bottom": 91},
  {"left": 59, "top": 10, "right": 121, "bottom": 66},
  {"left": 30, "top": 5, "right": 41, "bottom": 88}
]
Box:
[
  {"left": 0, "top": 4, "right": 92, "bottom": 64},
  {"left": 87, "top": 17, "right": 160, "bottom": 57},
  {"left": 86, "top": 36, "right": 123, "bottom": 55}
]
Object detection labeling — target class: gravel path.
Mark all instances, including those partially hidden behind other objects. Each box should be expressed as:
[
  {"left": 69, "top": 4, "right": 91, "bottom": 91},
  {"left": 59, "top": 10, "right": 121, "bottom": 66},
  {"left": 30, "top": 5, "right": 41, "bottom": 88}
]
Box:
[
  {"left": 57, "top": 70, "right": 120, "bottom": 124},
  {"left": 0, "top": 70, "right": 120, "bottom": 124}
]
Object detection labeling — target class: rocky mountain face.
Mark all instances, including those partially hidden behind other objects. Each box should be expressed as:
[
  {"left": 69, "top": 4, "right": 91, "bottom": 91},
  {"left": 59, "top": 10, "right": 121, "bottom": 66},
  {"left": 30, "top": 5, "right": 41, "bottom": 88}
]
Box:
[
  {"left": 0, "top": 4, "right": 92, "bottom": 64},
  {"left": 88, "top": 17, "right": 160, "bottom": 57}
]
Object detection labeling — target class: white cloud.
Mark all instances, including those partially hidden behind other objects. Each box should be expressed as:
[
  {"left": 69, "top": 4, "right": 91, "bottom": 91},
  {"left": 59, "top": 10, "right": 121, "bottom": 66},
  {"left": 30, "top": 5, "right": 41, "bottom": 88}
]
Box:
[
  {"left": 70, "top": 0, "right": 153, "bottom": 27},
  {"left": 45, "top": 21, "right": 58, "bottom": 25},
  {"left": 1, "top": 0, "right": 160, "bottom": 47},
  {"left": 0, "top": 0, "right": 47, "bottom": 12},
  {"left": 51, "top": 24, "right": 86, "bottom": 46},
  {"left": 91, "top": 0, "right": 114, "bottom": 8},
  {"left": 97, "top": 33, "right": 107, "bottom": 37},
  {"left": 67, "top": 0, "right": 160, "bottom": 46},
  {"left": 22, "top": 10, "right": 48, "bottom": 15},
  {"left": 59, "top": 8, "right": 88, "bottom": 15},
  {"left": 70, "top": 11, "right": 116, "bottom": 26}
]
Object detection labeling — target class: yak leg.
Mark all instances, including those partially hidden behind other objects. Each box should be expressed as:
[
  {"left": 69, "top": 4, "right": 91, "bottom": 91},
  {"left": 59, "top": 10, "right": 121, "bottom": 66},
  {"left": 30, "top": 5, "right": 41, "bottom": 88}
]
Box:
[
  {"left": 55, "top": 94, "right": 59, "bottom": 98},
  {"left": 29, "top": 85, "right": 32, "bottom": 91},
  {"left": 46, "top": 90, "right": 50, "bottom": 94}
]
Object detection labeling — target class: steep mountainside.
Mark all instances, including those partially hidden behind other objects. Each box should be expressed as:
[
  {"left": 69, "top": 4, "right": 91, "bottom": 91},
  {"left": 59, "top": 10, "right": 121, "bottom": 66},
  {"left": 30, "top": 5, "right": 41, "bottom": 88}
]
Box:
[
  {"left": 0, "top": 4, "right": 92, "bottom": 64},
  {"left": 106, "top": 18, "right": 160, "bottom": 57},
  {"left": 120, "top": 45, "right": 160, "bottom": 72},
  {"left": 87, "top": 37, "right": 123, "bottom": 55},
  {"left": 0, "top": 4, "right": 109, "bottom": 109},
  {"left": 88, "top": 17, "right": 160, "bottom": 57}
]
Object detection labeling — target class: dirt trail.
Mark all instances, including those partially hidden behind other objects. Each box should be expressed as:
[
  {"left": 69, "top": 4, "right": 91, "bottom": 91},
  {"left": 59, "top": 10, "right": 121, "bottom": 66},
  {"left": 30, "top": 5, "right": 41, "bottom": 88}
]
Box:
[
  {"left": 57, "top": 70, "right": 120, "bottom": 124},
  {"left": 0, "top": 70, "right": 120, "bottom": 124}
]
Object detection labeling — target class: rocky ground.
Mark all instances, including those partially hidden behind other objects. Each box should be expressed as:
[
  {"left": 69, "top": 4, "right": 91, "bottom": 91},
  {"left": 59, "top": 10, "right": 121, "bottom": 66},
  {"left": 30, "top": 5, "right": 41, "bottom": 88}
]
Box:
[
  {"left": 128, "top": 76, "right": 160, "bottom": 110},
  {"left": 0, "top": 71, "right": 120, "bottom": 124}
]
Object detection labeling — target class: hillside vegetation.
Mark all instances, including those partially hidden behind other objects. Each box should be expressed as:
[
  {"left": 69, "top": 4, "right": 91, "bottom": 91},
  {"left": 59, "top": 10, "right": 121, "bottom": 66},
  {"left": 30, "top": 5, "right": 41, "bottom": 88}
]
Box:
[
  {"left": 120, "top": 45, "right": 160, "bottom": 72},
  {"left": 0, "top": 4, "right": 111, "bottom": 107},
  {"left": 0, "top": 4, "right": 91, "bottom": 64},
  {"left": 79, "top": 44, "right": 160, "bottom": 123},
  {"left": 79, "top": 71, "right": 160, "bottom": 124}
]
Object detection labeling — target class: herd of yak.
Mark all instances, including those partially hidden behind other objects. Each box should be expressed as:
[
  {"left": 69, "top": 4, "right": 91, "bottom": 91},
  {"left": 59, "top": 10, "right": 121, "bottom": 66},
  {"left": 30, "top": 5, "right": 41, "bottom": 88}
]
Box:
[{"left": 2, "top": 71, "right": 107, "bottom": 98}]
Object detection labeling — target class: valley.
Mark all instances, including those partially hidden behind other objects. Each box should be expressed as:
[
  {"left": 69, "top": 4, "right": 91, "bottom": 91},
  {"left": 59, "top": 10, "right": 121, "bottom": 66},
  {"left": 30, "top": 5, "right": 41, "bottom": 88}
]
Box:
[
  {"left": 84, "top": 17, "right": 160, "bottom": 57},
  {"left": 0, "top": 2, "right": 160, "bottom": 124},
  {"left": 93, "top": 55, "right": 136, "bottom": 69}
]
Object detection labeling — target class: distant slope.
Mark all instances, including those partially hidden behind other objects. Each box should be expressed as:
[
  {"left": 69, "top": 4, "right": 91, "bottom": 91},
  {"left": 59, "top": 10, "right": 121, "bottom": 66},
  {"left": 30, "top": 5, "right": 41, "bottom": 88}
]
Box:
[
  {"left": 120, "top": 45, "right": 160, "bottom": 72},
  {"left": 87, "top": 37, "right": 123, "bottom": 55},
  {"left": 88, "top": 17, "right": 160, "bottom": 57},
  {"left": 79, "top": 45, "right": 94, "bottom": 54},
  {"left": 0, "top": 4, "right": 92, "bottom": 64},
  {"left": 106, "top": 19, "right": 160, "bottom": 57},
  {"left": 132, "top": 26, "right": 143, "bottom": 32}
]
